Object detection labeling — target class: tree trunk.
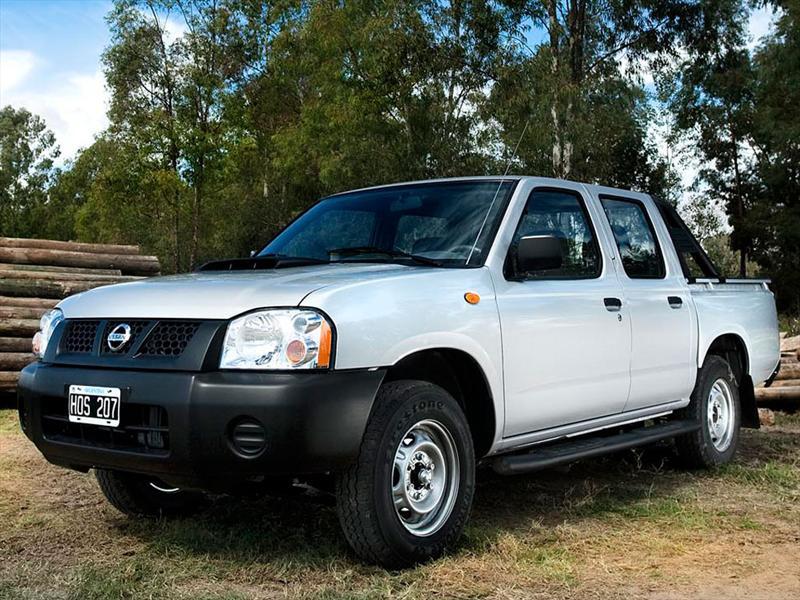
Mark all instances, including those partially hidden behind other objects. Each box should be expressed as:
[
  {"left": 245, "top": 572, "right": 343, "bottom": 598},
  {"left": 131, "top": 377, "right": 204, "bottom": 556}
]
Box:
[
  {"left": 0, "top": 338, "right": 32, "bottom": 352},
  {"left": 0, "top": 279, "right": 131, "bottom": 300},
  {"left": 0, "top": 237, "right": 140, "bottom": 255},
  {"left": 776, "top": 364, "right": 800, "bottom": 381},
  {"left": 547, "top": 0, "right": 563, "bottom": 177},
  {"left": 0, "top": 353, "right": 35, "bottom": 370},
  {"left": 0, "top": 306, "right": 47, "bottom": 320},
  {"left": 0, "top": 247, "right": 160, "bottom": 275},
  {"left": 755, "top": 386, "right": 800, "bottom": 401},
  {"left": 729, "top": 115, "right": 747, "bottom": 278},
  {"left": 0, "top": 269, "right": 142, "bottom": 283},
  {"left": 0, "top": 296, "right": 58, "bottom": 309},
  {"left": 0, "top": 371, "right": 19, "bottom": 390},
  {"left": 0, "top": 263, "right": 122, "bottom": 276},
  {"left": 0, "top": 319, "right": 39, "bottom": 336}
]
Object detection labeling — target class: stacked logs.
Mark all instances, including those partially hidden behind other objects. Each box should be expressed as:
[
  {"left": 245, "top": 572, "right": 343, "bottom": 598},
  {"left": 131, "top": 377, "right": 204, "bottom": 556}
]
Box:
[
  {"left": 756, "top": 334, "right": 800, "bottom": 407},
  {"left": 0, "top": 237, "right": 160, "bottom": 393}
]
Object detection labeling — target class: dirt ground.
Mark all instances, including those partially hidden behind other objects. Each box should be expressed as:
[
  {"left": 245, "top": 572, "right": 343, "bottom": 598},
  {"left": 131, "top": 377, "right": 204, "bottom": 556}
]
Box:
[{"left": 1, "top": 406, "right": 798, "bottom": 600}]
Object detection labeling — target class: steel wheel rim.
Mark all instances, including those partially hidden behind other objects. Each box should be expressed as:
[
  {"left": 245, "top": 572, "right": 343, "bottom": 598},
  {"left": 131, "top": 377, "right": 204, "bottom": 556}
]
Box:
[
  {"left": 707, "top": 378, "right": 735, "bottom": 452},
  {"left": 392, "top": 419, "right": 459, "bottom": 537}
]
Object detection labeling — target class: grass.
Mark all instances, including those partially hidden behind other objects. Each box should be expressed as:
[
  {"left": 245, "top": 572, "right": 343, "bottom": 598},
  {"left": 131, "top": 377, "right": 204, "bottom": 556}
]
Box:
[
  {"left": 1, "top": 407, "right": 799, "bottom": 599},
  {"left": 779, "top": 314, "right": 800, "bottom": 337}
]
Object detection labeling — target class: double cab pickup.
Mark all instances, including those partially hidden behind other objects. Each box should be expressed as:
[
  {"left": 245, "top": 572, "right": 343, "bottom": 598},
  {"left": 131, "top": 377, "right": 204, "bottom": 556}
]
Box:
[{"left": 18, "top": 177, "right": 781, "bottom": 567}]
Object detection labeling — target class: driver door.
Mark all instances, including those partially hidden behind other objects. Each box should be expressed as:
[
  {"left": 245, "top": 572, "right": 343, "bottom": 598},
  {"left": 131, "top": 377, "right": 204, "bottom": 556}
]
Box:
[{"left": 494, "top": 186, "right": 631, "bottom": 436}]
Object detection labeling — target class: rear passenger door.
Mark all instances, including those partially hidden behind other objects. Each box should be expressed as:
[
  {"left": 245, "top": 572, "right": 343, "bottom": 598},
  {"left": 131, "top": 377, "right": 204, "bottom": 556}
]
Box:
[
  {"left": 597, "top": 195, "right": 695, "bottom": 411},
  {"left": 494, "top": 186, "right": 631, "bottom": 436}
]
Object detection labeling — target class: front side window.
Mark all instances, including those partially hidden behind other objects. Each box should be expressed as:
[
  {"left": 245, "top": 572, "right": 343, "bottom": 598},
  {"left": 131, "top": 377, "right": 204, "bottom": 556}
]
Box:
[
  {"left": 507, "top": 188, "right": 602, "bottom": 279},
  {"left": 261, "top": 180, "right": 516, "bottom": 267},
  {"left": 601, "top": 197, "right": 666, "bottom": 279}
]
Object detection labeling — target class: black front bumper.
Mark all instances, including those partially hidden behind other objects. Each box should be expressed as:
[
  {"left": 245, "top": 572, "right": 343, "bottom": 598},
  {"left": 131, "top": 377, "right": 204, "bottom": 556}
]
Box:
[{"left": 17, "top": 362, "right": 385, "bottom": 490}]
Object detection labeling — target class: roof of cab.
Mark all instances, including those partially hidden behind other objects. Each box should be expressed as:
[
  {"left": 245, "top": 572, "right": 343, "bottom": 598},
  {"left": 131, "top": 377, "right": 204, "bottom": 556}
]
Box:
[{"left": 325, "top": 175, "right": 649, "bottom": 200}]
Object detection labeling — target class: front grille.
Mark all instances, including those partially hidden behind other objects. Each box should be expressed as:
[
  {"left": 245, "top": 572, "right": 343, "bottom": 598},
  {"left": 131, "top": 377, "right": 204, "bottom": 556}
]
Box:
[
  {"left": 100, "top": 320, "right": 150, "bottom": 354},
  {"left": 139, "top": 322, "right": 201, "bottom": 357},
  {"left": 41, "top": 400, "right": 169, "bottom": 455},
  {"left": 62, "top": 321, "right": 100, "bottom": 353}
]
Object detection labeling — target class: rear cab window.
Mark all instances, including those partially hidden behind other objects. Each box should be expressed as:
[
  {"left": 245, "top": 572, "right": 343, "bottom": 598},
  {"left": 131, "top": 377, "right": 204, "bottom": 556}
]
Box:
[{"left": 600, "top": 197, "right": 666, "bottom": 279}]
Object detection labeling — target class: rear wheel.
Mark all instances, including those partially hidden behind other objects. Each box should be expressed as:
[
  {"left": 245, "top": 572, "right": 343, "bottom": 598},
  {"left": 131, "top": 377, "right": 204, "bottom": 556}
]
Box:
[
  {"left": 95, "top": 469, "right": 203, "bottom": 517},
  {"left": 675, "top": 355, "right": 741, "bottom": 468},
  {"left": 336, "top": 380, "right": 475, "bottom": 568}
]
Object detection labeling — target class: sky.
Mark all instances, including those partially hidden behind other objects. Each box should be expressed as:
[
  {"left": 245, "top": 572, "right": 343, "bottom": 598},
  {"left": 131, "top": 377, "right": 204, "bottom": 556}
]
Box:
[{"left": 0, "top": 0, "right": 780, "bottom": 179}]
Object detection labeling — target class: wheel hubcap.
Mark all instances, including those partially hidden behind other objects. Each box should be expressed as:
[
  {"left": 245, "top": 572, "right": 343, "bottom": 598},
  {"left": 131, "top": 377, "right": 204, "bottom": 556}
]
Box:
[
  {"left": 392, "top": 419, "right": 459, "bottom": 537},
  {"left": 707, "top": 378, "right": 735, "bottom": 452}
]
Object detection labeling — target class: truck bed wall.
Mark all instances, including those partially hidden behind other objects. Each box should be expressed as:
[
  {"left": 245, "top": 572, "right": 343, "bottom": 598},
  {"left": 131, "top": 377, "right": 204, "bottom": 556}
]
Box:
[{"left": 690, "top": 282, "right": 780, "bottom": 384}]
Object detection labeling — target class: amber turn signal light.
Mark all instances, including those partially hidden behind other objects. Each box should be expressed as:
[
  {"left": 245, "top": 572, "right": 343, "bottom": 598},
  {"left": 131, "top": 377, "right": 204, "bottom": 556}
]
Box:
[
  {"left": 464, "top": 292, "right": 480, "bottom": 305},
  {"left": 317, "top": 320, "right": 333, "bottom": 367}
]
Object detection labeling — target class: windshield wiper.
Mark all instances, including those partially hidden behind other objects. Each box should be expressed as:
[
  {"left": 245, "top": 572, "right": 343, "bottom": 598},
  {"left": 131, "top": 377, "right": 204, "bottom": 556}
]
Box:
[{"left": 328, "top": 246, "right": 443, "bottom": 267}]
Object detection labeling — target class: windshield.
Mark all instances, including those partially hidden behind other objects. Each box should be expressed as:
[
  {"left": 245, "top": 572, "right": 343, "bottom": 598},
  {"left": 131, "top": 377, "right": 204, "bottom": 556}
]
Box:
[{"left": 260, "top": 180, "right": 517, "bottom": 267}]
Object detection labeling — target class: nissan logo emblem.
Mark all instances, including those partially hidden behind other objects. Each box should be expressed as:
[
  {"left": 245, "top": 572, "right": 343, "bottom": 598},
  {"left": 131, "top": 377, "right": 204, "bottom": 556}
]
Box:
[{"left": 107, "top": 323, "right": 132, "bottom": 352}]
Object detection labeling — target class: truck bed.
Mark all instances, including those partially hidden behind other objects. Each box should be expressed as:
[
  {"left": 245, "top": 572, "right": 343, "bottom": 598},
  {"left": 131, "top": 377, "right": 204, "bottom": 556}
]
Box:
[{"left": 689, "top": 279, "right": 780, "bottom": 384}]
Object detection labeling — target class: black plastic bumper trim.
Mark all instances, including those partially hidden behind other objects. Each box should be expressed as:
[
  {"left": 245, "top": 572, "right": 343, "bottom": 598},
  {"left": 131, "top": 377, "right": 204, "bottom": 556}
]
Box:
[{"left": 18, "top": 362, "right": 386, "bottom": 490}]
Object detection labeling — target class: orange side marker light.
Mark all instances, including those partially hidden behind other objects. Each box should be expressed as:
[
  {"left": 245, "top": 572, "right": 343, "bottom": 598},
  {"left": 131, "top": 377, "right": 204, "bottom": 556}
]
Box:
[{"left": 464, "top": 292, "right": 481, "bottom": 305}]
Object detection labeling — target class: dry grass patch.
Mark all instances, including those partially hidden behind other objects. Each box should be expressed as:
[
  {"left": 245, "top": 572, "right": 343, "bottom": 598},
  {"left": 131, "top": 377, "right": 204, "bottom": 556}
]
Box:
[{"left": 1, "top": 407, "right": 799, "bottom": 599}]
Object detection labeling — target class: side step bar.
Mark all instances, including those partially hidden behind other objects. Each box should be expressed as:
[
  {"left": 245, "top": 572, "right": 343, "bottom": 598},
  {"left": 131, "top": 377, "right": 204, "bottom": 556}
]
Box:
[{"left": 492, "top": 420, "right": 700, "bottom": 476}]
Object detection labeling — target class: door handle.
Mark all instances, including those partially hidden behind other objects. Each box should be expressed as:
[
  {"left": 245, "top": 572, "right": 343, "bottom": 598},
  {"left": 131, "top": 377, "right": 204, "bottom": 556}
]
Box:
[
  {"left": 604, "top": 297, "right": 622, "bottom": 312},
  {"left": 668, "top": 296, "right": 683, "bottom": 309}
]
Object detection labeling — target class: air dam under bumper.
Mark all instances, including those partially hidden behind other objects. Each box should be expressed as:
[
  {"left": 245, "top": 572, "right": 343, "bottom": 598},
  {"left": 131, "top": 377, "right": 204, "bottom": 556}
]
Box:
[{"left": 17, "top": 363, "right": 386, "bottom": 490}]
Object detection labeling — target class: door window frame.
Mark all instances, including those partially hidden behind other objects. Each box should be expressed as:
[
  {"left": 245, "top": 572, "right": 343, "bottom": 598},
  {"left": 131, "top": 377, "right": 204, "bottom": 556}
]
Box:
[{"left": 504, "top": 186, "right": 604, "bottom": 282}]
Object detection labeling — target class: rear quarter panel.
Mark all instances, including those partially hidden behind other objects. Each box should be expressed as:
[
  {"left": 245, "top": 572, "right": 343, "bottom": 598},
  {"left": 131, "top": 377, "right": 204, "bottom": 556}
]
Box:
[{"left": 691, "top": 282, "right": 780, "bottom": 383}]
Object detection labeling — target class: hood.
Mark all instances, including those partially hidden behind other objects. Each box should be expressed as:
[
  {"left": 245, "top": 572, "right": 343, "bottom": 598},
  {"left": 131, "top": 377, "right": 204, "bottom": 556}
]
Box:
[{"left": 57, "top": 263, "right": 422, "bottom": 319}]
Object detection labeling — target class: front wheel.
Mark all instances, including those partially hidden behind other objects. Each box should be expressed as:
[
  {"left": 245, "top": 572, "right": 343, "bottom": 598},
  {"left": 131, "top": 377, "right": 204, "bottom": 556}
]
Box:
[
  {"left": 95, "top": 469, "right": 204, "bottom": 517},
  {"left": 335, "top": 380, "right": 475, "bottom": 568},
  {"left": 675, "top": 355, "right": 741, "bottom": 468}
]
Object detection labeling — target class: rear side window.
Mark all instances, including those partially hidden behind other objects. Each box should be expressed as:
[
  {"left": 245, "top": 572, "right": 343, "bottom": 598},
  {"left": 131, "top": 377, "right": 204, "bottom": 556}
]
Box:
[
  {"left": 508, "top": 188, "right": 602, "bottom": 279},
  {"left": 601, "top": 197, "right": 666, "bottom": 279}
]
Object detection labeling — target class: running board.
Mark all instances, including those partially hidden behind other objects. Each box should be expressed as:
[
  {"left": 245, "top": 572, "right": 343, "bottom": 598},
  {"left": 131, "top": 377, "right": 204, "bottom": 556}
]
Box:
[{"left": 491, "top": 420, "right": 700, "bottom": 476}]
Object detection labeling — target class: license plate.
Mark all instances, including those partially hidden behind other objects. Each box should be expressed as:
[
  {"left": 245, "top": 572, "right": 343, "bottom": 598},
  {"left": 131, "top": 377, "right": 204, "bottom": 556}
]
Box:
[{"left": 68, "top": 385, "right": 121, "bottom": 427}]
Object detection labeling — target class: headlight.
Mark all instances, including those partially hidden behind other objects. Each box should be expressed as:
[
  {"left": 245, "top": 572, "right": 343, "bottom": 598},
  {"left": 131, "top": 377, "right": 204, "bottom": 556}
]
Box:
[
  {"left": 220, "top": 309, "right": 333, "bottom": 370},
  {"left": 32, "top": 308, "right": 64, "bottom": 359}
]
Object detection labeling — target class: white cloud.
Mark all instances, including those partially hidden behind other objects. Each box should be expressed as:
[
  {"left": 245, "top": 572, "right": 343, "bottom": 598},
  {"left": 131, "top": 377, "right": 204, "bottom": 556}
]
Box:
[
  {"left": 0, "top": 49, "right": 38, "bottom": 95},
  {"left": 0, "top": 50, "right": 109, "bottom": 163},
  {"left": 161, "top": 15, "right": 188, "bottom": 43},
  {"left": 748, "top": 6, "right": 778, "bottom": 49}
]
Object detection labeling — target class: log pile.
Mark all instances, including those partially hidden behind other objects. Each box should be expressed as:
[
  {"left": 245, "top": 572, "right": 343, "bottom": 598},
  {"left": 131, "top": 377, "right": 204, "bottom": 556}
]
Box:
[
  {"left": 755, "top": 333, "right": 800, "bottom": 407},
  {"left": 0, "top": 237, "right": 160, "bottom": 393}
]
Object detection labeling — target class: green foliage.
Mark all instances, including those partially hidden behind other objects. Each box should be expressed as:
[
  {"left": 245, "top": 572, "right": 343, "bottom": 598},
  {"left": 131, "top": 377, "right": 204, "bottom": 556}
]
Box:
[
  {"left": 702, "top": 234, "right": 760, "bottom": 277},
  {"left": 747, "top": 0, "right": 800, "bottom": 313},
  {"left": 668, "top": 0, "right": 800, "bottom": 311},
  {"left": 0, "top": 105, "right": 60, "bottom": 236},
  {"left": 3, "top": 0, "right": 796, "bottom": 307}
]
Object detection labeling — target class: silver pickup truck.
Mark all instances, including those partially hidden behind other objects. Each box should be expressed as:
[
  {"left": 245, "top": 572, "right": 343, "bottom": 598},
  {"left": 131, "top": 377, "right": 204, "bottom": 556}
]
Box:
[{"left": 18, "top": 177, "right": 780, "bottom": 567}]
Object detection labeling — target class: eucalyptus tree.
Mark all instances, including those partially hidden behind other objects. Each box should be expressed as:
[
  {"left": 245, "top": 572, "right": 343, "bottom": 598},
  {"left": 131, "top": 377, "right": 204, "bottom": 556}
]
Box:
[
  {"left": 0, "top": 106, "right": 60, "bottom": 237},
  {"left": 103, "top": 0, "right": 229, "bottom": 269},
  {"left": 491, "top": 0, "right": 740, "bottom": 192}
]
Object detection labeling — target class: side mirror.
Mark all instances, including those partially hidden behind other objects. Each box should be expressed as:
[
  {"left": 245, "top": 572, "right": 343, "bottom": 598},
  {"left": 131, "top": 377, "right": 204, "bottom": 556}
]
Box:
[{"left": 515, "top": 235, "right": 564, "bottom": 274}]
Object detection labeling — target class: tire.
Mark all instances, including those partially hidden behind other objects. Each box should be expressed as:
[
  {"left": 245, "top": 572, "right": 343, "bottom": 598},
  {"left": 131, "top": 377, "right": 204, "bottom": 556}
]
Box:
[
  {"left": 335, "top": 380, "right": 475, "bottom": 568},
  {"left": 675, "top": 355, "right": 741, "bottom": 468},
  {"left": 95, "top": 469, "right": 204, "bottom": 517}
]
